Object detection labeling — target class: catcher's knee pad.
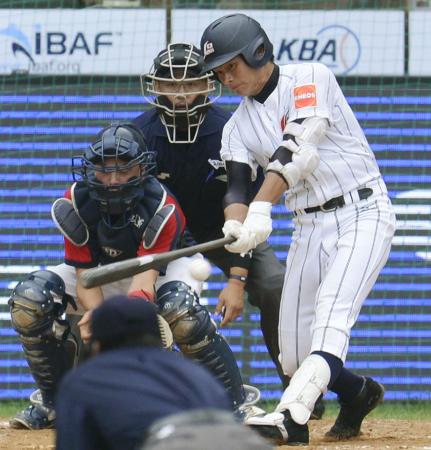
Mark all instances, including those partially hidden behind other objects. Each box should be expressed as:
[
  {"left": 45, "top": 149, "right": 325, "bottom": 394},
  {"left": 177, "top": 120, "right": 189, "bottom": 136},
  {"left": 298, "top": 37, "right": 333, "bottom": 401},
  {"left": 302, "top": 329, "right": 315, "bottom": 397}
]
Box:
[
  {"left": 9, "top": 270, "right": 78, "bottom": 406},
  {"left": 275, "top": 354, "right": 330, "bottom": 425},
  {"left": 9, "top": 270, "right": 76, "bottom": 338},
  {"left": 156, "top": 280, "right": 216, "bottom": 347}
]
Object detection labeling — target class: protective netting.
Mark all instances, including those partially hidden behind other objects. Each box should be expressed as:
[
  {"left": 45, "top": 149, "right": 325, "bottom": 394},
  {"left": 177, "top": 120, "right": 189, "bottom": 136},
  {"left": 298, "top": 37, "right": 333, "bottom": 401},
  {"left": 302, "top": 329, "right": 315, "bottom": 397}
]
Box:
[{"left": 0, "top": 0, "right": 429, "bottom": 401}]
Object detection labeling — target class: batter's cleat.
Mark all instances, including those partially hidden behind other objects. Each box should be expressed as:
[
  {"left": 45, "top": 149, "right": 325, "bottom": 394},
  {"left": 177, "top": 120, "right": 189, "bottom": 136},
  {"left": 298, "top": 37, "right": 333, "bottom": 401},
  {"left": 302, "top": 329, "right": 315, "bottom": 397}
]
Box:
[
  {"left": 9, "top": 404, "right": 55, "bottom": 430},
  {"left": 310, "top": 395, "right": 326, "bottom": 420},
  {"left": 246, "top": 410, "right": 309, "bottom": 446},
  {"left": 325, "top": 377, "right": 384, "bottom": 440}
]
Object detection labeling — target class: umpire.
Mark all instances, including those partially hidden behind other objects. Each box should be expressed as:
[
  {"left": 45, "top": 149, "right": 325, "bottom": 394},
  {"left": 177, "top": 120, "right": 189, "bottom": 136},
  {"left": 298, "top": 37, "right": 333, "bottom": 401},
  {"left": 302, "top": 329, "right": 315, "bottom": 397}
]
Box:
[
  {"left": 55, "top": 295, "right": 231, "bottom": 450},
  {"left": 135, "top": 42, "right": 289, "bottom": 391}
]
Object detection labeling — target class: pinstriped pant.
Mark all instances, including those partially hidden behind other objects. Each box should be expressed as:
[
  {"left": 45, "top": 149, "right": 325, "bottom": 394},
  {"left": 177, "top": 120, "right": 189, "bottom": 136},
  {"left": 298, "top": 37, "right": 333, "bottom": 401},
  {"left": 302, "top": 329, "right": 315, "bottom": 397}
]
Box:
[{"left": 278, "top": 193, "right": 396, "bottom": 377}]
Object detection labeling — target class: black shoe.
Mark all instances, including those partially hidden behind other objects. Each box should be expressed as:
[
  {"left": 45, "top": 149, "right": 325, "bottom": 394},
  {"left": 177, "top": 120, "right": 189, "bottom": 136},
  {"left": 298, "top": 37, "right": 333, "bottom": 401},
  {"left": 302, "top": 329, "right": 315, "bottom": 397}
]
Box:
[
  {"left": 9, "top": 404, "right": 55, "bottom": 430},
  {"left": 310, "top": 395, "right": 325, "bottom": 420},
  {"left": 247, "top": 410, "right": 309, "bottom": 446},
  {"left": 325, "top": 377, "right": 384, "bottom": 440}
]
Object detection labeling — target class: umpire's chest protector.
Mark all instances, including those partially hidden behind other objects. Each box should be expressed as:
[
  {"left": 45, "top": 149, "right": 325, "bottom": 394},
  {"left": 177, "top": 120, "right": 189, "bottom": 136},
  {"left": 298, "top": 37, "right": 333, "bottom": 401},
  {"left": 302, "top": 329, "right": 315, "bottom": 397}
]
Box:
[{"left": 72, "top": 178, "right": 167, "bottom": 264}]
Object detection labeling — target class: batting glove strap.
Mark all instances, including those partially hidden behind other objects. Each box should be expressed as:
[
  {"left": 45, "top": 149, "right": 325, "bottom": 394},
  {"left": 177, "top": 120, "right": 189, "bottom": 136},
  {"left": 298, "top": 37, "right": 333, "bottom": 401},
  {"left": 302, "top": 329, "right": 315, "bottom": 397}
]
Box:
[{"left": 247, "top": 201, "right": 272, "bottom": 216}]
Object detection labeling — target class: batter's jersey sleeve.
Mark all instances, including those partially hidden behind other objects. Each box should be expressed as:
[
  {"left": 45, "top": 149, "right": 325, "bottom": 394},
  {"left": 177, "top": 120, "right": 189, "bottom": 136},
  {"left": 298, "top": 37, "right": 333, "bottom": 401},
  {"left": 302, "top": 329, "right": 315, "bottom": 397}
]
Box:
[
  {"left": 220, "top": 116, "right": 260, "bottom": 181},
  {"left": 287, "top": 63, "right": 336, "bottom": 123}
]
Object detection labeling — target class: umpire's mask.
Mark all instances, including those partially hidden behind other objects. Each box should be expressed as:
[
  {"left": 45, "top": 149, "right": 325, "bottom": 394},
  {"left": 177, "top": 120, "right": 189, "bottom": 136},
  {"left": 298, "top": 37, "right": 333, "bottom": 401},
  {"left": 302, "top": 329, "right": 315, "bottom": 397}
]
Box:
[{"left": 141, "top": 43, "right": 220, "bottom": 144}]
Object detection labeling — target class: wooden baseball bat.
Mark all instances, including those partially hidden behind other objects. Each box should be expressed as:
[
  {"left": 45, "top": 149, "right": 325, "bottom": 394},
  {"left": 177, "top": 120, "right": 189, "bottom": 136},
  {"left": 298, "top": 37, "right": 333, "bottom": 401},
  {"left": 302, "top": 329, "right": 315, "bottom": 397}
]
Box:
[{"left": 79, "top": 236, "right": 235, "bottom": 289}]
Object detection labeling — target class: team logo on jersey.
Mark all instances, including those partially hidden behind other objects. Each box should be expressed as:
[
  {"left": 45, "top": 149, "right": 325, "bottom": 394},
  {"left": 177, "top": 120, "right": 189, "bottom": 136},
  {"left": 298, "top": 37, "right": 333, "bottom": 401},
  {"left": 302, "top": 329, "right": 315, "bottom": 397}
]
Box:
[
  {"left": 130, "top": 214, "right": 145, "bottom": 228},
  {"left": 203, "top": 41, "right": 215, "bottom": 58},
  {"left": 208, "top": 158, "right": 225, "bottom": 170},
  {"left": 102, "top": 246, "right": 123, "bottom": 258},
  {"left": 294, "top": 84, "right": 317, "bottom": 109}
]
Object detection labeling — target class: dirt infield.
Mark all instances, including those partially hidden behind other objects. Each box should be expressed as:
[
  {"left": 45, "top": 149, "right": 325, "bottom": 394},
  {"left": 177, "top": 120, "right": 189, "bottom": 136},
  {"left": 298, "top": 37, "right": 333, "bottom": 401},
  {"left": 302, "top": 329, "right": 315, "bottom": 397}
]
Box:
[{"left": 0, "top": 418, "right": 430, "bottom": 449}]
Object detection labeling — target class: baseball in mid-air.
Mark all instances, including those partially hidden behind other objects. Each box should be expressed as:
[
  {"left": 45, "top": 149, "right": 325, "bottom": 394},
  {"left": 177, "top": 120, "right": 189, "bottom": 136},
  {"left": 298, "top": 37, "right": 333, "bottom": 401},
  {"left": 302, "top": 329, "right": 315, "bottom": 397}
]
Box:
[{"left": 188, "top": 258, "right": 212, "bottom": 281}]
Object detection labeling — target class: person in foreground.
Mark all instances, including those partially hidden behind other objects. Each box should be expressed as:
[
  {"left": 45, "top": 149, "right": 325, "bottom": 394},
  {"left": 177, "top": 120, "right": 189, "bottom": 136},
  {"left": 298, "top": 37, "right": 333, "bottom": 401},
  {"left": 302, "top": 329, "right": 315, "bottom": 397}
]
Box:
[
  {"left": 199, "top": 13, "right": 396, "bottom": 445},
  {"left": 9, "top": 122, "right": 257, "bottom": 430},
  {"left": 55, "top": 295, "right": 231, "bottom": 450},
  {"left": 140, "top": 408, "right": 273, "bottom": 450}
]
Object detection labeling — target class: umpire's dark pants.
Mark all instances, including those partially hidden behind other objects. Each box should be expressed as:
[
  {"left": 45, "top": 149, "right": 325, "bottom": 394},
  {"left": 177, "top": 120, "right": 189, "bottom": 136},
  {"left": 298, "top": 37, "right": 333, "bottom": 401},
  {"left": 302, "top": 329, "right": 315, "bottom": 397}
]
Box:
[{"left": 204, "top": 242, "right": 289, "bottom": 389}]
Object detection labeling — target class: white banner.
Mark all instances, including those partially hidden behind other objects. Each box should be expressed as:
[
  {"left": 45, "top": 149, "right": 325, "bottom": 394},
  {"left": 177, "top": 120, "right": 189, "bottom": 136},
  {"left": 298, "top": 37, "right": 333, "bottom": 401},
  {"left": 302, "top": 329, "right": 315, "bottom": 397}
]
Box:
[
  {"left": 409, "top": 12, "right": 428, "bottom": 75},
  {"left": 0, "top": 9, "right": 166, "bottom": 75},
  {"left": 172, "top": 10, "right": 405, "bottom": 76}
]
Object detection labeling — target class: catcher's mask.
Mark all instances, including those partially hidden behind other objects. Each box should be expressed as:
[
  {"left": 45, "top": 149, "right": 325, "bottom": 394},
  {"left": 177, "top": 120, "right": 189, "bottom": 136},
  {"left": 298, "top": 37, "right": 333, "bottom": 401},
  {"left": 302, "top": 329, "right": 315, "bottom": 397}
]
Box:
[
  {"left": 141, "top": 42, "right": 220, "bottom": 144},
  {"left": 72, "top": 122, "right": 156, "bottom": 229}
]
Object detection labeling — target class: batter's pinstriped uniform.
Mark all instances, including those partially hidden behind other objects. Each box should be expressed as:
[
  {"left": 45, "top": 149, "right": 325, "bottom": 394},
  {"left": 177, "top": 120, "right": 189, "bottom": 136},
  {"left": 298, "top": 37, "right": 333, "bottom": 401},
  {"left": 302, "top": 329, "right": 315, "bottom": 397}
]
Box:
[{"left": 220, "top": 62, "right": 396, "bottom": 376}]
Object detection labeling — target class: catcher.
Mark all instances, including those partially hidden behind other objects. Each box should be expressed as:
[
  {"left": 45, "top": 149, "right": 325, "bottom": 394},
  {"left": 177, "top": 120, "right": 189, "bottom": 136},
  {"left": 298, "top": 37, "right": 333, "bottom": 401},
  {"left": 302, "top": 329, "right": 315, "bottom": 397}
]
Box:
[{"left": 9, "top": 122, "right": 258, "bottom": 429}]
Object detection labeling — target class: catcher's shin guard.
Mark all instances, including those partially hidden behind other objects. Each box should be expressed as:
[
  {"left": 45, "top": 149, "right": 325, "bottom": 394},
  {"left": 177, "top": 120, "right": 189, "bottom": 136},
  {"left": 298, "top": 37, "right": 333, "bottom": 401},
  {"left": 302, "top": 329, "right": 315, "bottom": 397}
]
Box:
[
  {"left": 185, "top": 332, "right": 245, "bottom": 410},
  {"left": 157, "top": 280, "right": 245, "bottom": 409},
  {"left": 20, "top": 334, "right": 77, "bottom": 406}
]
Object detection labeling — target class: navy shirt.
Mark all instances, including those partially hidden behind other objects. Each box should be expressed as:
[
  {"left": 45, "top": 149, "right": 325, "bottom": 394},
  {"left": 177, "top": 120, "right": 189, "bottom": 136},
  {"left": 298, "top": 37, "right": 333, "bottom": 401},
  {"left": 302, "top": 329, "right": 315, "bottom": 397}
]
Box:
[
  {"left": 134, "top": 106, "right": 246, "bottom": 244},
  {"left": 55, "top": 346, "right": 230, "bottom": 450}
]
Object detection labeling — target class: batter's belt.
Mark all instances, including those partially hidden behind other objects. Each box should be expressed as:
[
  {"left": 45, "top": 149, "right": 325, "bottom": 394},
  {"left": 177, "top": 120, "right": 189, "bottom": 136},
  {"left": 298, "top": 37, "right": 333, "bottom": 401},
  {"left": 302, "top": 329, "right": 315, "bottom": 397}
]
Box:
[{"left": 294, "top": 187, "right": 373, "bottom": 216}]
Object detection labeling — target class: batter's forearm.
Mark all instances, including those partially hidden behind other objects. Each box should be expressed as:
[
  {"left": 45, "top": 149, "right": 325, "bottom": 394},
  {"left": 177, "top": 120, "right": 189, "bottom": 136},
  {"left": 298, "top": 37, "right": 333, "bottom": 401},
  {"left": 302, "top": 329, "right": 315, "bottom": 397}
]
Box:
[
  {"left": 254, "top": 172, "right": 287, "bottom": 204},
  {"left": 224, "top": 203, "right": 249, "bottom": 222}
]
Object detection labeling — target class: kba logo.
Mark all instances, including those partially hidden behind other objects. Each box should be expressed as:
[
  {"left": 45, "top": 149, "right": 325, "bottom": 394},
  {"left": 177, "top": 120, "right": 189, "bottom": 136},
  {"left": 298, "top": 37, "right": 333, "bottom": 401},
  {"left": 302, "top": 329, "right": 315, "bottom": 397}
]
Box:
[{"left": 276, "top": 24, "right": 361, "bottom": 75}]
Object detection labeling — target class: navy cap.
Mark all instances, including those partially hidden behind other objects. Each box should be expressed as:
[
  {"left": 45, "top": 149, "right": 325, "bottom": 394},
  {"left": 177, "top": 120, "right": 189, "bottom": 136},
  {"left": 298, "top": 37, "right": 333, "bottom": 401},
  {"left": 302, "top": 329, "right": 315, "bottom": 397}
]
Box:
[{"left": 91, "top": 295, "right": 160, "bottom": 343}]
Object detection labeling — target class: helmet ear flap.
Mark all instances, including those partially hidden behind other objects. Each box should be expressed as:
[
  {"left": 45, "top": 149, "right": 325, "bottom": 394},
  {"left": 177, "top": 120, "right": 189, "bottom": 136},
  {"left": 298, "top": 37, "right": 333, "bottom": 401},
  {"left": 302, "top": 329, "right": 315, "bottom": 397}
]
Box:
[{"left": 243, "top": 38, "right": 274, "bottom": 68}]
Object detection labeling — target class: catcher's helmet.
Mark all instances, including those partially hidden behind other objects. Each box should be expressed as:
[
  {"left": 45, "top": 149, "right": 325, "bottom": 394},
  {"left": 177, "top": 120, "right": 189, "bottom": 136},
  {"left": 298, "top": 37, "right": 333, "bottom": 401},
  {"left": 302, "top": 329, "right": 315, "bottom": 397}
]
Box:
[
  {"left": 200, "top": 14, "right": 273, "bottom": 73},
  {"left": 72, "top": 122, "right": 156, "bottom": 228},
  {"left": 141, "top": 43, "right": 220, "bottom": 144}
]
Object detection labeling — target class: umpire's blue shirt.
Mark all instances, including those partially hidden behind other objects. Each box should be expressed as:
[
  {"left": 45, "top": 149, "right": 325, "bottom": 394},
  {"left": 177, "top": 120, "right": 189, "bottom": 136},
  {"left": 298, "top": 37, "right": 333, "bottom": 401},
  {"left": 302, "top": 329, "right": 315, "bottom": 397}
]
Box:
[
  {"left": 55, "top": 347, "right": 231, "bottom": 450},
  {"left": 133, "top": 106, "right": 231, "bottom": 244}
]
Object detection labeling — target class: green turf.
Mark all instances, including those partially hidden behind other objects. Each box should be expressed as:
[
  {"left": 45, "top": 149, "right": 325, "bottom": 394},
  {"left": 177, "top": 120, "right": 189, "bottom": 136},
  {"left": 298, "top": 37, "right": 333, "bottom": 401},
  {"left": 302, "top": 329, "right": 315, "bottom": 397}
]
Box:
[
  {"left": 0, "top": 400, "right": 27, "bottom": 418},
  {"left": 0, "top": 400, "right": 430, "bottom": 420}
]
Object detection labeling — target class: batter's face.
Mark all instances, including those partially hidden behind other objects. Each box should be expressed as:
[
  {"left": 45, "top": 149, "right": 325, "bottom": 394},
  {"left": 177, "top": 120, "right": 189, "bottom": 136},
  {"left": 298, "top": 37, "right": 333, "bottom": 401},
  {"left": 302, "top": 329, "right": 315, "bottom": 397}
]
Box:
[
  {"left": 94, "top": 158, "right": 141, "bottom": 186},
  {"left": 213, "top": 56, "right": 272, "bottom": 97}
]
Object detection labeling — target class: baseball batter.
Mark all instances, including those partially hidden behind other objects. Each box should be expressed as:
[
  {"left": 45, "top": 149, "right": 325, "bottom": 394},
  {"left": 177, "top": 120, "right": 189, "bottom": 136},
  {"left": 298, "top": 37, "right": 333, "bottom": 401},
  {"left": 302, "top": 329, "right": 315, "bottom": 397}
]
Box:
[{"left": 200, "top": 13, "right": 396, "bottom": 445}]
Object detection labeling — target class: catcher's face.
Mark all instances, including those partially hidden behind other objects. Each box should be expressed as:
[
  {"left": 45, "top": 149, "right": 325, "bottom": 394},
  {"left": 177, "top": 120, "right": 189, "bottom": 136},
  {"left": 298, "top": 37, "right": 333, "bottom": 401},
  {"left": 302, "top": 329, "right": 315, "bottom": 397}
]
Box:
[{"left": 94, "top": 158, "right": 141, "bottom": 187}]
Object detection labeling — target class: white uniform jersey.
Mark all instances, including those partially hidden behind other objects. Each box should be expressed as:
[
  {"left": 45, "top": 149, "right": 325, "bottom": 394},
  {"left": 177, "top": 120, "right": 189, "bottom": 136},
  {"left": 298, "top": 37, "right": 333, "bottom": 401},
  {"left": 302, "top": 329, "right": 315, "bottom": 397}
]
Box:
[{"left": 220, "top": 63, "right": 386, "bottom": 211}]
